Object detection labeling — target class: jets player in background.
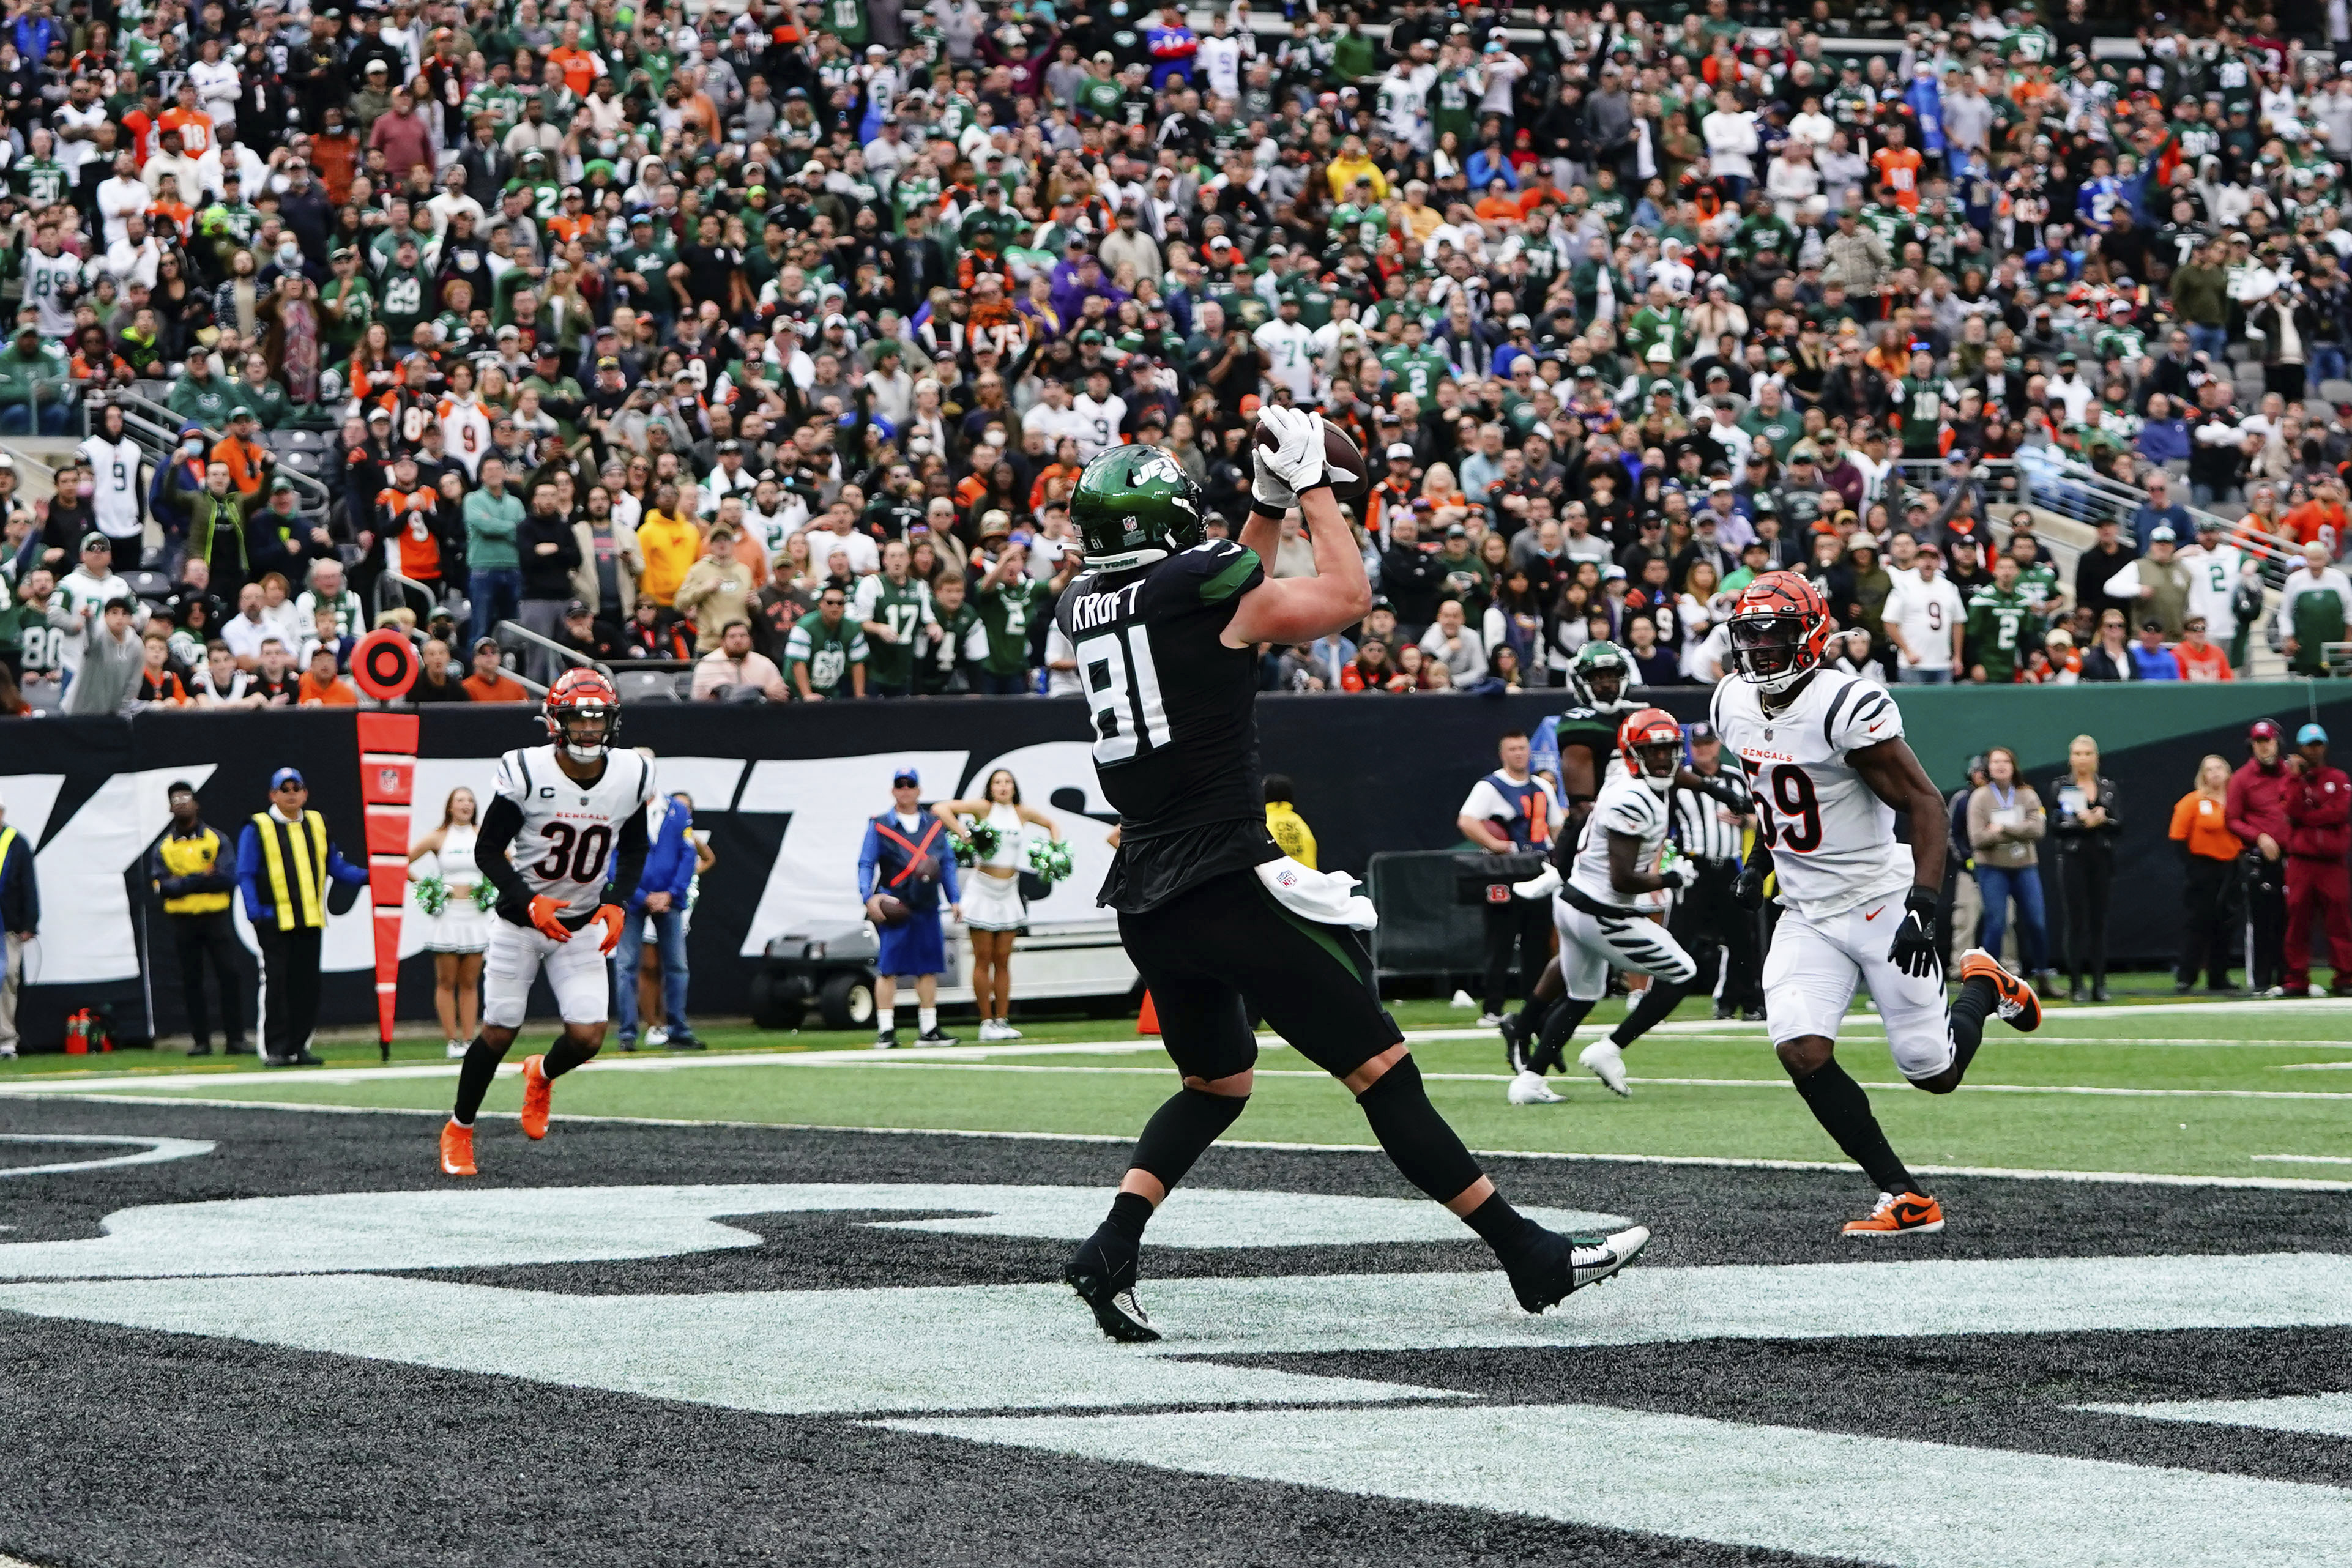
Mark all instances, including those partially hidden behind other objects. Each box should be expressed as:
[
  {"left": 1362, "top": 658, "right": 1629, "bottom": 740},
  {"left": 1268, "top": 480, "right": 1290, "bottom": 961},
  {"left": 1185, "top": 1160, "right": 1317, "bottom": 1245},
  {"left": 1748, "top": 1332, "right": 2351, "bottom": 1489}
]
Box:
[
  {"left": 1505, "top": 710, "right": 1746, "bottom": 1105},
  {"left": 1502, "top": 639, "right": 1639, "bottom": 1068},
  {"left": 1058, "top": 410, "right": 1650, "bottom": 1343},
  {"left": 1715, "top": 573, "right": 2042, "bottom": 1236},
  {"left": 439, "top": 669, "right": 654, "bottom": 1178}
]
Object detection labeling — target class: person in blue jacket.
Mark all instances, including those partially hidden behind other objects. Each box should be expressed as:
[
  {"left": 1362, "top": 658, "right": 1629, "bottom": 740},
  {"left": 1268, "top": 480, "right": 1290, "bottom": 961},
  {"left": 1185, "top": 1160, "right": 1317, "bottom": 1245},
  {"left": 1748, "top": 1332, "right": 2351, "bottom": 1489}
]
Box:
[
  {"left": 858, "top": 764, "right": 959, "bottom": 1049},
  {"left": 614, "top": 781, "right": 701, "bottom": 1052},
  {"left": 236, "top": 767, "right": 368, "bottom": 1066}
]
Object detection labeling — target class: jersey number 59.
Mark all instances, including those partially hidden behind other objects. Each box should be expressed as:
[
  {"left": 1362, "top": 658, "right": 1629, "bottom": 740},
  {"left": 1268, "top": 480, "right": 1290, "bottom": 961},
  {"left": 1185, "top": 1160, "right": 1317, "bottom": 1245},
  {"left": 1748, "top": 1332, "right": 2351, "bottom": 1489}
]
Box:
[{"left": 1742, "top": 760, "right": 1822, "bottom": 853}]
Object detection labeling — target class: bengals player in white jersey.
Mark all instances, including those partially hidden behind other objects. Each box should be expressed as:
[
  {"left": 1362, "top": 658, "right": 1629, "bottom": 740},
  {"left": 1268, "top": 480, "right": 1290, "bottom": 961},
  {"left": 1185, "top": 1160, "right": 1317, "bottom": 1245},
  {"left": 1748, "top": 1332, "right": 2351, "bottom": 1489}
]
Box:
[
  {"left": 1714, "top": 573, "right": 2041, "bottom": 1236},
  {"left": 439, "top": 669, "right": 655, "bottom": 1177},
  {"left": 1504, "top": 709, "right": 1748, "bottom": 1106}
]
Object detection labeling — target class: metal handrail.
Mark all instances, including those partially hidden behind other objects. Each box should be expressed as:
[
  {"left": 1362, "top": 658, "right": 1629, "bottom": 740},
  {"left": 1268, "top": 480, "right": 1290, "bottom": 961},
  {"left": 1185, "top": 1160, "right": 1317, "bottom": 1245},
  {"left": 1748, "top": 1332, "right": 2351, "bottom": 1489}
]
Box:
[
  {"left": 98, "top": 390, "right": 337, "bottom": 517},
  {"left": 494, "top": 618, "right": 605, "bottom": 680}
]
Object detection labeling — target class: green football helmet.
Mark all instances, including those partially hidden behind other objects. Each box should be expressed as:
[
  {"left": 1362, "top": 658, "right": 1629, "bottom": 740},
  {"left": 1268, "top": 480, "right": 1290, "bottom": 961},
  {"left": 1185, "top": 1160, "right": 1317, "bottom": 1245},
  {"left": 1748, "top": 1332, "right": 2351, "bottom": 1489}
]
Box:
[
  {"left": 1071, "top": 445, "right": 1206, "bottom": 570},
  {"left": 1572, "top": 639, "right": 1636, "bottom": 712}
]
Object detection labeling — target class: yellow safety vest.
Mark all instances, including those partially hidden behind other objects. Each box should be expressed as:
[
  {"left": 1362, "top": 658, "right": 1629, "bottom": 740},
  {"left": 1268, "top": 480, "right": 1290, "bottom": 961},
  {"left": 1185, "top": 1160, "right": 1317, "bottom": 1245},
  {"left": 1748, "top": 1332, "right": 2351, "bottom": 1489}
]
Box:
[
  {"left": 250, "top": 811, "right": 332, "bottom": 932},
  {"left": 0, "top": 826, "right": 15, "bottom": 903},
  {"left": 157, "top": 826, "right": 232, "bottom": 916}
]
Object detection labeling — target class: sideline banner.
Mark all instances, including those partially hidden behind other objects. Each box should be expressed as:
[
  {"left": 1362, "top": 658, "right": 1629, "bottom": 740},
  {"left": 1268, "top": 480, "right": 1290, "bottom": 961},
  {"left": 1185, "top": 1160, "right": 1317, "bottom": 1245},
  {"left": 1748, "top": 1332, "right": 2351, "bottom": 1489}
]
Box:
[{"left": 3, "top": 684, "right": 2347, "bottom": 1045}]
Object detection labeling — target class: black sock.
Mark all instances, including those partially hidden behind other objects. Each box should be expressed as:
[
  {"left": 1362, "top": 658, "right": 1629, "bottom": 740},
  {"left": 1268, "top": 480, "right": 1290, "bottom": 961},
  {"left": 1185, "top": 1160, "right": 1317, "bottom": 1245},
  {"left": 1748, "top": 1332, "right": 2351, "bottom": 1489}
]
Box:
[
  {"left": 1531, "top": 997, "right": 1597, "bottom": 1074},
  {"left": 1512, "top": 993, "right": 1555, "bottom": 1042},
  {"left": 1948, "top": 975, "right": 1997, "bottom": 1079},
  {"left": 1101, "top": 1190, "right": 1154, "bottom": 1246},
  {"left": 1790, "top": 1058, "right": 1919, "bottom": 1196},
  {"left": 1462, "top": 1191, "right": 1544, "bottom": 1265},
  {"left": 1129, "top": 1086, "right": 1248, "bottom": 1190},
  {"left": 1610, "top": 979, "right": 1689, "bottom": 1049},
  {"left": 451, "top": 1036, "right": 509, "bottom": 1126},
  {"left": 542, "top": 1033, "right": 600, "bottom": 1080},
  {"left": 1355, "top": 1057, "right": 1484, "bottom": 1203}
]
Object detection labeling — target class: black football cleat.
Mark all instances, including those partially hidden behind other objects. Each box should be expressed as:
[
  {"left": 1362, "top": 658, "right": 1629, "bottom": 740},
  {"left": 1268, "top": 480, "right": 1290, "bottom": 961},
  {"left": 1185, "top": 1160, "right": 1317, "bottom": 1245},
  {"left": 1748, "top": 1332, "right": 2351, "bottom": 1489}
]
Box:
[
  {"left": 1065, "top": 1227, "right": 1160, "bottom": 1343},
  {"left": 916, "top": 1027, "right": 958, "bottom": 1046},
  {"left": 1498, "top": 1010, "right": 1534, "bottom": 1075},
  {"left": 1503, "top": 1224, "right": 1651, "bottom": 1313}
]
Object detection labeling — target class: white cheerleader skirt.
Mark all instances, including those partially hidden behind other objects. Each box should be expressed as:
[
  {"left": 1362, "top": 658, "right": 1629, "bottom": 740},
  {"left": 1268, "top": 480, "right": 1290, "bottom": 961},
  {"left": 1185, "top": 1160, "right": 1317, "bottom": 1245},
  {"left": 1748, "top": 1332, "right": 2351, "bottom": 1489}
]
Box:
[
  {"left": 962, "top": 869, "right": 1027, "bottom": 932},
  {"left": 427, "top": 899, "right": 494, "bottom": 954}
]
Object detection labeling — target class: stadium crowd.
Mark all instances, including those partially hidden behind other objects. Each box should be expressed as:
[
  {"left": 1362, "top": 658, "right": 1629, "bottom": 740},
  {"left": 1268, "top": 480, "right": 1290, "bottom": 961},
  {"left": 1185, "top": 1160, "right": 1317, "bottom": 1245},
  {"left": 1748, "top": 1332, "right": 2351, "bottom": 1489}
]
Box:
[{"left": 0, "top": 0, "right": 2348, "bottom": 714}]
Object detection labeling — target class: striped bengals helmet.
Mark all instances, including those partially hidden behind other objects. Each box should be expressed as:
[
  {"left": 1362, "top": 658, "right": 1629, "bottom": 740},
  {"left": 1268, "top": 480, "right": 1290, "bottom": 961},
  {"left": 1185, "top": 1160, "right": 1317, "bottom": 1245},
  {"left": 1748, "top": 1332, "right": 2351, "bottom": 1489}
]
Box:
[
  {"left": 1617, "top": 707, "right": 1684, "bottom": 795},
  {"left": 1726, "top": 570, "right": 1833, "bottom": 696},
  {"left": 545, "top": 667, "right": 622, "bottom": 760}
]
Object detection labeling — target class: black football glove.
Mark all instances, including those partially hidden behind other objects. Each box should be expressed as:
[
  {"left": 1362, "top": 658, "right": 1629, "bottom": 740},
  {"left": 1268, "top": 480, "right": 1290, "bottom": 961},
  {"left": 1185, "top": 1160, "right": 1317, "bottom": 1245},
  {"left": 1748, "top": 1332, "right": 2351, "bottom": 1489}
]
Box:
[
  {"left": 1731, "top": 856, "right": 1769, "bottom": 912},
  {"left": 1888, "top": 886, "right": 1942, "bottom": 978}
]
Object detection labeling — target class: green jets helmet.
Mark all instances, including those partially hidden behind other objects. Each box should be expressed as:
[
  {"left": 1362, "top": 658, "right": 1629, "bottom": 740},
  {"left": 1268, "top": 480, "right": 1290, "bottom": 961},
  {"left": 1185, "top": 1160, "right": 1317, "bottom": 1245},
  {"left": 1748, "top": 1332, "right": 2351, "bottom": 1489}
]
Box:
[
  {"left": 1071, "top": 444, "right": 1206, "bottom": 570},
  {"left": 1572, "top": 639, "right": 1636, "bottom": 712}
]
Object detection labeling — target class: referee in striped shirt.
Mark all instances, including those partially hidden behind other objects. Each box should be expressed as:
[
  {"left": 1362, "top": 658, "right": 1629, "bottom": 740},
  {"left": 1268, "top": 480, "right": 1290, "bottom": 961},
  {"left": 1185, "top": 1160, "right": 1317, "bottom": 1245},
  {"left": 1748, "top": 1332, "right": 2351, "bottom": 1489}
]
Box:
[{"left": 1670, "top": 721, "right": 1763, "bottom": 1021}]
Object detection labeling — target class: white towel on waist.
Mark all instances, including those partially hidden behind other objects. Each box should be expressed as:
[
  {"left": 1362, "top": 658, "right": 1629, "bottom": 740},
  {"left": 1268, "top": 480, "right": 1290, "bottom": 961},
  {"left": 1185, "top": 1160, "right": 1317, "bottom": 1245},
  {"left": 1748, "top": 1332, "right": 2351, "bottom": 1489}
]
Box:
[{"left": 1254, "top": 856, "right": 1379, "bottom": 931}]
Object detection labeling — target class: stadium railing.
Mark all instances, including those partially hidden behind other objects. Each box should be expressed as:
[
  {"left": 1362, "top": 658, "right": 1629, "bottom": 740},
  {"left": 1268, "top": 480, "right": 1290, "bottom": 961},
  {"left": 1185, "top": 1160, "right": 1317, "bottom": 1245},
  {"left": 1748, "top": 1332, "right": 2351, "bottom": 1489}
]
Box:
[{"left": 94, "top": 391, "right": 341, "bottom": 546}]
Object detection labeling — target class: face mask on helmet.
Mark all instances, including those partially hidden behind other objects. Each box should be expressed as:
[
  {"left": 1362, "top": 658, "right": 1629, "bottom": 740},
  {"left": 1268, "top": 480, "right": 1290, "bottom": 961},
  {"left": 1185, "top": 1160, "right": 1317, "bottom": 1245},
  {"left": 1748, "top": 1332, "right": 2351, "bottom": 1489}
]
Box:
[
  {"left": 1729, "top": 612, "right": 1817, "bottom": 694},
  {"left": 1584, "top": 664, "right": 1628, "bottom": 707},
  {"left": 551, "top": 700, "right": 617, "bottom": 761},
  {"left": 1620, "top": 712, "right": 1683, "bottom": 795}
]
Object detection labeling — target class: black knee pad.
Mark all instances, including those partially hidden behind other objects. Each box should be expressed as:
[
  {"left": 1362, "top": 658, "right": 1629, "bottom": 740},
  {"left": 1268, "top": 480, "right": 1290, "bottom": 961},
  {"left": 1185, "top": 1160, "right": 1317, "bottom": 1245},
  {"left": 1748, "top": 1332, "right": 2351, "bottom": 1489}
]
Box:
[
  {"left": 1131, "top": 1086, "right": 1249, "bottom": 1189},
  {"left": 1354, "top": 1057, "right": 1483, "bottom": 1203}
]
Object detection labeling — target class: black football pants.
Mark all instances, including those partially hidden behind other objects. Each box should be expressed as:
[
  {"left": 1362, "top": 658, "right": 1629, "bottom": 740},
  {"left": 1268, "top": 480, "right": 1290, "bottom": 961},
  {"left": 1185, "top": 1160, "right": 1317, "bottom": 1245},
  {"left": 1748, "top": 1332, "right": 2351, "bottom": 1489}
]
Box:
[
  {"left": 171, "top": 910, "right": 248, "bottom": 1049},
  {"left": 1118, "top": 869, "right": 1401, "bottom": 1084}
]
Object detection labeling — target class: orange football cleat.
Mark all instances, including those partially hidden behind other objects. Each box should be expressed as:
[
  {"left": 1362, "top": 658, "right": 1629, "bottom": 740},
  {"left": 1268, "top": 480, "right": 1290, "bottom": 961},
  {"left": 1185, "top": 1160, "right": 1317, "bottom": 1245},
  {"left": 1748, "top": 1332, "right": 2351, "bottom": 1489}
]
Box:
[
  {"left": 519, "top": 1054, "right": 552, "bottom": 1140},
  {"left": 439, "top": 1120, "right": 477, "bottom": 1178},
  {"left": 1960, "top": 948, "right": 2042, "bottom": 1032},
  {"left": 1843, "top": 1191, "right": 1944, "bottom": 1236}
]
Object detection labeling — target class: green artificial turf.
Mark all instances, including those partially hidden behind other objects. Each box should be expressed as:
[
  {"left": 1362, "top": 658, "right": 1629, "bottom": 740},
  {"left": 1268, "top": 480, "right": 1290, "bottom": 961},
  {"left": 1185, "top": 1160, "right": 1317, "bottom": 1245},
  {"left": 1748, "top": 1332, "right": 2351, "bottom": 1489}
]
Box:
[{"left": 24, "top": 987, "right": 2352, "bottom": 1183}]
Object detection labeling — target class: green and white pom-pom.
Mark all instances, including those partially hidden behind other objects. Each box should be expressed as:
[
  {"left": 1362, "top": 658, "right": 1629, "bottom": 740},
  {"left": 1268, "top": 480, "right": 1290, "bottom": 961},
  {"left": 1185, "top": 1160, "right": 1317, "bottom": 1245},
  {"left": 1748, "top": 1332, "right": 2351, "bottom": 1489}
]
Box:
[
  {"left": 472, "top": 882, "right": 497, "bottom": 913},
  {"left": 962, "top": 820, "right": 1002, "bottom": 863},
  {"left": 414, "top": 877, "right": 450, "bottom": 918},
  {"left": 1025, "top": 838, "right": 1074, "bottom": 886}
]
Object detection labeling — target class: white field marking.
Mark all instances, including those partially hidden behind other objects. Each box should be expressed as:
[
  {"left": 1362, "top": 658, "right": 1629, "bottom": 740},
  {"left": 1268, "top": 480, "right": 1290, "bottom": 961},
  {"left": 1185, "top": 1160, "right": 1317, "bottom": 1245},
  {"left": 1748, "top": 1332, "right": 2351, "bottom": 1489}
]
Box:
[
  {"left": 692, "top": 1059, "right": 2352, "bottom": 1103},
  {"left": 2252, "top": 1154, "right": 2352, "bottom": 1165},
  {"left": 2, "top": 997, "right": 2333, "bottom": 1096},
  {"left": 889, "top": 1402, "right": 2352, "bottom": 1568},
  {"left": 2082, "top": 1393, "right": 2352, "bottom": 1439},
  {"left": 0, "top": 1133, "right": 215, "bottom": 1176},
  {"left": 32, "top": 1091, "right": 2352, "bottom": 1194},
  {"left": 0, "top": 1183, "right": 1628, "bottom": 1281},
  {"left": 2282, "top": 1061, "right": 2352, "bottom": 1071}
]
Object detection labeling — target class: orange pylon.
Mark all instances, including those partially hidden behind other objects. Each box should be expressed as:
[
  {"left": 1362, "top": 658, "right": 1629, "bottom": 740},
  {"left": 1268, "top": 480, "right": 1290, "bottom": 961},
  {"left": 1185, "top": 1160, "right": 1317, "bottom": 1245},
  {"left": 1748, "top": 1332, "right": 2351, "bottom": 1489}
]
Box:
[{"left": 1136, "top": 990, "right": 1159, "bottom": 1035}]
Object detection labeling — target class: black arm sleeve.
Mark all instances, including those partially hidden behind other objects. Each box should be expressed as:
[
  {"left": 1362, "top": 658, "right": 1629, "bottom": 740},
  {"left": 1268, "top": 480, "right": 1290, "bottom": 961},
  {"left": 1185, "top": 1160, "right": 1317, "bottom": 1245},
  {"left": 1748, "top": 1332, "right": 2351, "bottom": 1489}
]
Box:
[
  {"left": 475, "top": 793, "right": 534, "bottom": 920},
  {"left": 603, "top": 805, "right": 650, "bottom": 908}
]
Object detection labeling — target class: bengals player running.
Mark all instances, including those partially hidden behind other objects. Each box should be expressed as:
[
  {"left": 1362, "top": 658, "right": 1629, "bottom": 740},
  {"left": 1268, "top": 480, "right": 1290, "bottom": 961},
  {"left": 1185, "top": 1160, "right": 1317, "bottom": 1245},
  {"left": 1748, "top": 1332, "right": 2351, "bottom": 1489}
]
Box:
[
  {"left": 439, "top": 670, "right": 655, "bottom": 1177},
  {"left": 1713, "top": 572, "right": 2042, "bottom": 1235}
]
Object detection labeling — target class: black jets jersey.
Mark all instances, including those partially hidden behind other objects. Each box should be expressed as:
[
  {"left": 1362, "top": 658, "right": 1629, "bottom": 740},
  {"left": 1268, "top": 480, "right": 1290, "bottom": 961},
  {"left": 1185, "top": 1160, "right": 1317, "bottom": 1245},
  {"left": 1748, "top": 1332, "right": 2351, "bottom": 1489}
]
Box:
[{"left": 1055, "top": 537, "right": 1279, "bottom": 912}]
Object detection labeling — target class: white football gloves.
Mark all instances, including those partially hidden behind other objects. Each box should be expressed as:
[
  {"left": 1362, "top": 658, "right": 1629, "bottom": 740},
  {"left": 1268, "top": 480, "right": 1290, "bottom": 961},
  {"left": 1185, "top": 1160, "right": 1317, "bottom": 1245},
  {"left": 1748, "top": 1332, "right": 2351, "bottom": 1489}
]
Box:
[
  {"left": 1258, "top": 405, "right": 1328, "bottom": 492},
  {"left": 1512, "top": 863, "right": 1564, "bottom": 901}
]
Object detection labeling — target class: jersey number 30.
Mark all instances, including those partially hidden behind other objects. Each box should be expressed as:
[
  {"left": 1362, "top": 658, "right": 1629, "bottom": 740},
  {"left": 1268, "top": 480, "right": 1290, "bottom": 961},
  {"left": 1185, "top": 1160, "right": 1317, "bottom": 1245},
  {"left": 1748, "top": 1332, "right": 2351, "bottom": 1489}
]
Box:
[
  {"left": 1746, "top": 761, "right": 1822, "bottom": 853},
  {"left": 532, "top": 823, "right": 613, "bottom": 885}
]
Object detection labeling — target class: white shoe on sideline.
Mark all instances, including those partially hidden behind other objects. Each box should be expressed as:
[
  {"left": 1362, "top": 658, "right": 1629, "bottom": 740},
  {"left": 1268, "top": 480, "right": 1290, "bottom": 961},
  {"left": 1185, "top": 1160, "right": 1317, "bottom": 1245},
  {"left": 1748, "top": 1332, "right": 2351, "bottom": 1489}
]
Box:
[
  {"left": 978, "top": 1019, "right": 1009, "bottom": 1041},
  {"left": 1579, "top": 1040, "right": 1632, "bottom": 1098},
  {"left": 644, "top": 1026, "right": 671, "bottom": 1048},
  {"left": 1476, "top": 1011, "right": 1506, "bottom": 1027},
  {"left": 445, "top": 1040, "right": 468, "bottom": 1060},
  {"left": 995, "top": 1020, "right": 1021, "bottom": 1038},
  {"left": 1450, "top": 989, "right": 1477, "bottom": 1009},
  {"left": 1506, "top": 1069, "right": 1563, "bottom": 1105}
]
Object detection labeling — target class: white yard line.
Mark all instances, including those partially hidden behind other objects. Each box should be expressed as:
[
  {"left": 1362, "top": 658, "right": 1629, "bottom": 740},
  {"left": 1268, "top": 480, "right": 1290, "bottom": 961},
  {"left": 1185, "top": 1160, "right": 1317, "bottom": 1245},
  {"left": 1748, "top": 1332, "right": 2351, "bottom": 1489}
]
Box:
[
  {"left": 2250, "top": 1153, "right": 2352, "bottom": 1165},
  {"left": 28, "top": 1091, "right": 2352, "bottom": 1193}
]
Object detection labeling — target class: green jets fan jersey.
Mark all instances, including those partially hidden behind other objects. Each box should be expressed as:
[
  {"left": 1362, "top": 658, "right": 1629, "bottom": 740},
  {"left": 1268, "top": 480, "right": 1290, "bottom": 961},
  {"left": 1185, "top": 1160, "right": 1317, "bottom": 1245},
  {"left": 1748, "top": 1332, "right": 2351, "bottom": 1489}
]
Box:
[
  {"left": 1379, "top": 344, "right": 1450, "bottom": 401},
  {"left": 852, "top": 573, "right": 933, "bottom": 689},
  {"left": 785, "top": 615, "right": 869, "bottom": 698},
  {"left": 1965, "top": 585, "right": 2036, "bottom": 683}
]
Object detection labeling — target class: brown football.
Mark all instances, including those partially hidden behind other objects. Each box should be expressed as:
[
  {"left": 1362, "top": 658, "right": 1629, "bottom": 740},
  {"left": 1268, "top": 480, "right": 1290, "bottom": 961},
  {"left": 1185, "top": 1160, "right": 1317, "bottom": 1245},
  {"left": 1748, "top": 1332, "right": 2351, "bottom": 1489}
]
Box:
[
  {"left": 870, "top": 894, "right": 909, "bottom": 925},
  {"left": 1254, "top": 418, "right": 1371, "bottom": 505}
]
